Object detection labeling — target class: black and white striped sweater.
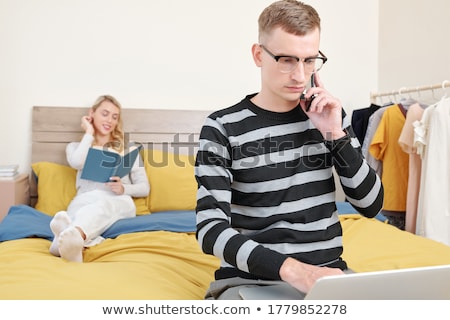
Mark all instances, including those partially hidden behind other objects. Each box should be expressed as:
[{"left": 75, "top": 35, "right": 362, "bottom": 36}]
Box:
[{"left": 195, "top": 94, "right": 384, "bottom": 281}]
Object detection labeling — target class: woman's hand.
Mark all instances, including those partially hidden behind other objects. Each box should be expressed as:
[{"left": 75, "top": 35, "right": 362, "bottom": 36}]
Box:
[
  {"left": 106, "top": 177, "right": 125, "bottom": 195},
  {"left": 81, "top": 116, "right": 94, "bottom": 135}
]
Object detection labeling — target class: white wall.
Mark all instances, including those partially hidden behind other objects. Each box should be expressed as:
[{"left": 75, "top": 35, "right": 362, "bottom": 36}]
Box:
[
  {"left": 1, "top": 0, "right": 379, "bottom": 173},
  {"left": 377, "top": 0, "right": 450, "bottom": 104}
]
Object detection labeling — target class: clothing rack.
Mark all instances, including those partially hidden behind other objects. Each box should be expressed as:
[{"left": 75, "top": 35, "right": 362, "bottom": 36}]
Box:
[{"left": 370, "top": 80, "right": 450, "bottom": 104}]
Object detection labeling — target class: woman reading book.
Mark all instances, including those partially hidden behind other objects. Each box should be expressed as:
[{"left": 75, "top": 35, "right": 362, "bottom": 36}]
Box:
[{"left": 48, "top": 95, "right": 150, "bottom": 262}]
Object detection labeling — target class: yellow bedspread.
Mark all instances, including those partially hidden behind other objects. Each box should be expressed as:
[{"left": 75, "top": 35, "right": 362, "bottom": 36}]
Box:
[
  {"left": 341, "top": 214, "right": 450, "bottom": 272},
  {"left": 0, "top": 231, "right": 219, "bottom": 300}
]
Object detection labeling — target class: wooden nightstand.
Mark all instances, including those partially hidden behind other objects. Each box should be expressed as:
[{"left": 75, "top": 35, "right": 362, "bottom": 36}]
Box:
[{"left": 0, "top": 173, "right": 30, "bottom": 222}]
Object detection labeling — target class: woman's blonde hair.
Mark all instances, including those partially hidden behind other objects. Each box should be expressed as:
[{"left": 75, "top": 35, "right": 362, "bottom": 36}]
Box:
[{"left": 91, "top": 94, "right": 124, "bottom": 152}]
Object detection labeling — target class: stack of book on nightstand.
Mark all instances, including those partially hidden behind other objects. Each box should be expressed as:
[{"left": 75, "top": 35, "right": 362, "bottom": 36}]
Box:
[{"left": 0, "top": 164, "right": 19, "bottom": 179}]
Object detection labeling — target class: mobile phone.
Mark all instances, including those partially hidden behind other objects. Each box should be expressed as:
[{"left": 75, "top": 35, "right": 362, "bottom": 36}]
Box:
[{"left": 300, "top": 73, "right": 316, "bottom": 111}]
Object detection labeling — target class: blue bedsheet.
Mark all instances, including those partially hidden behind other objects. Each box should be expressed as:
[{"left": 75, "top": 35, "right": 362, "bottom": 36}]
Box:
[
  {"left": 0, "top": 203, "right": 387, "bottom": 242},
  {"left": 0, "top": 205, "right": 197, "bottom": 242}
]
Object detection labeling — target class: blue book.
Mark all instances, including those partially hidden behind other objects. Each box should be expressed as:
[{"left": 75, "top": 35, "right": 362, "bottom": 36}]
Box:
[{"left": 80, "top": 144, "right": 142, "bottom": 183}]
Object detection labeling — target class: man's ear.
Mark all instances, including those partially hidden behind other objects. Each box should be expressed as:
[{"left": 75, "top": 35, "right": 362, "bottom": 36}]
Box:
[{"left": 251, "top": 43, "right": 263, "bottom": 67}]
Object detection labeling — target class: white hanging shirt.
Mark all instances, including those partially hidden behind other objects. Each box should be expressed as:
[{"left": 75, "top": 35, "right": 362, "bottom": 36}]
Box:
[{"left": 414, "top": 97, "right": 450, "bottom": 245}]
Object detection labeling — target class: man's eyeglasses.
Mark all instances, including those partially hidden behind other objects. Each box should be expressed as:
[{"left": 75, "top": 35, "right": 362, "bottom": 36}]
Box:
[{"left": 260, "top": 45, "right": 327, "bottom": 74}]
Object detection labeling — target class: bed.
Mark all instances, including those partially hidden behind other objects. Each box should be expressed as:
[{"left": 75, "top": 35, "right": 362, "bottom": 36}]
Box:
[{"left": 1, "top": 106, "right": 450, "bottom": 300}]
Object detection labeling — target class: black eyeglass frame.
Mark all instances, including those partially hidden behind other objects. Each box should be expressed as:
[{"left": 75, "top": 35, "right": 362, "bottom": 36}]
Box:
[{"left": 259, "top": 44, "right": 328, "bottom": 73}]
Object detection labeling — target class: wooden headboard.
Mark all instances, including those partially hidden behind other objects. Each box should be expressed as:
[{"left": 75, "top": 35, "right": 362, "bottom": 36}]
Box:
[{"left": 32, "top": 106, "right": 211, "bottom": 165}]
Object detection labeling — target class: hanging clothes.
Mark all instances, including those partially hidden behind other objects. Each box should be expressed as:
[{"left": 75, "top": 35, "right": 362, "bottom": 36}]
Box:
[
  {"left": 351, "top": 104, "right": 381, "bottom": 145},
  {"left": 362, "top": 106, "right": 388, "bottom": 178},
  {"left": 369, "top": 104, "right": 409, "bottom": 215},
  {"left": 414, "top": 97, "right": 450, "bottom": 245},
  {"left": 398, "top": 103, "right": 425, "bottom": 233}
]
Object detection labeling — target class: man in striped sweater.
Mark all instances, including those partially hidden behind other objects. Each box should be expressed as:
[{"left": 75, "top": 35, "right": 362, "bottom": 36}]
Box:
[{"left": 195, "top": 0, "right": 384, "bottom": 299}]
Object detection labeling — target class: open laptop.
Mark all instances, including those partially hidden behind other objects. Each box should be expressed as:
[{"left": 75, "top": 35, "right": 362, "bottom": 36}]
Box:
[{"left": 239, "top": 264, "right": 450, "bottom": 300}]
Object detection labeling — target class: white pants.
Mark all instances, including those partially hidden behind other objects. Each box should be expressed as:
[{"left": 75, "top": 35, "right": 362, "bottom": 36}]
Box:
[{"left": 67, "top": 190, "right": 136, "bottom": 246}]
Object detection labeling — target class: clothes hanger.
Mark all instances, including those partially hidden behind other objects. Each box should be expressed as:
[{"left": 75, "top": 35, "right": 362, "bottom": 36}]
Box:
[
  {"left": 376, "top": 94, "right": 384, "bottom": 106},
  {"left": 398, "top": 87, "right": 417, "bottom": 110},
  {"left": 441, "top": 79, "right": 449, "bottom": 99},
  {"left": 379, "top": 90, "right": 397, "bottom": 108},
  {"left": 415, "top": 84, "right": 438, "bottom": 107},
  {"left": 414, "top": 86, "right": 429, "bottom": 109},
  {"left": 431, "top": 86, "right": 438, "bottom": 102},
  {"left": 415, "top": 86, "right": 421, "bottom": 101}
]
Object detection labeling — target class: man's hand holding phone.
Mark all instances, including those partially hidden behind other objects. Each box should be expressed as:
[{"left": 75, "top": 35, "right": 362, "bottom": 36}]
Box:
[{"left": 299, "top": 72, "right": 345, "bottom": 140}]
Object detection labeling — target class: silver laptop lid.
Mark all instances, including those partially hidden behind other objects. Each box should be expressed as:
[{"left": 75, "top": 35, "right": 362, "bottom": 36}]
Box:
[
  {"left": 305, "top": 264, "right": 450, "bottom": 300},
  {"left": 238, "top": 264, "right": 450, "bottom": 300}
]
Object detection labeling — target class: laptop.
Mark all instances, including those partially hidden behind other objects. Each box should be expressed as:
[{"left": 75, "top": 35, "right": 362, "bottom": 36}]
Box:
[{"left": 239, "top": 264, "right": 450, "bottom": 300}]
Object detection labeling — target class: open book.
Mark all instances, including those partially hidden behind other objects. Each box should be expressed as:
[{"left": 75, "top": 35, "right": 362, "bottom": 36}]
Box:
[{"left": 80, "top": 143, "right": 142, "bottom": 183}]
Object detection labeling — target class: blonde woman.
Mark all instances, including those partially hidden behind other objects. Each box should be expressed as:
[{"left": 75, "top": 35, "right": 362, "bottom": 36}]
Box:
[{"left": 49, "top": 95, "right": 149, "bottom": 262}]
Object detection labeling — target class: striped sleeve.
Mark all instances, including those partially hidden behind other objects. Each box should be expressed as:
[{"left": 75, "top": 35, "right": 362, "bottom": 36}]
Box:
[{"left": 329, "top": 115, "right": 384, "bottom": 217}]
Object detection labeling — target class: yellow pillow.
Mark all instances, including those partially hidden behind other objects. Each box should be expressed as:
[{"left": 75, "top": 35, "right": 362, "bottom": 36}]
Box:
[
  {"left": 142, "top": 149, "right": 197, "bottom": 212},
  {"left": 31, "top": 162, "right": 77, "bottom": 216},
  {"left": 133, "top": 197, "right": 150, "bottom": 215},
  {"left": 31, "top": 161, "right": 149, "bottom": 216}
]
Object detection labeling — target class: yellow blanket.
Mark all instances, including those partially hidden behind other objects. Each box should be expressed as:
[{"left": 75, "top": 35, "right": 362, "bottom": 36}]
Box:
[
  {"left": 341, "top": 214, "right": 450, "bottom": 271},
  {"left": 0, "top": 231, "right": 219, "bottom": 299}
]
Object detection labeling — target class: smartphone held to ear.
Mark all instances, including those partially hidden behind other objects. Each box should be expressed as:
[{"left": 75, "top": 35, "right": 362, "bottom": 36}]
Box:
[{"left": 300, "top": 73, "right": 316, "bottom": 112}]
